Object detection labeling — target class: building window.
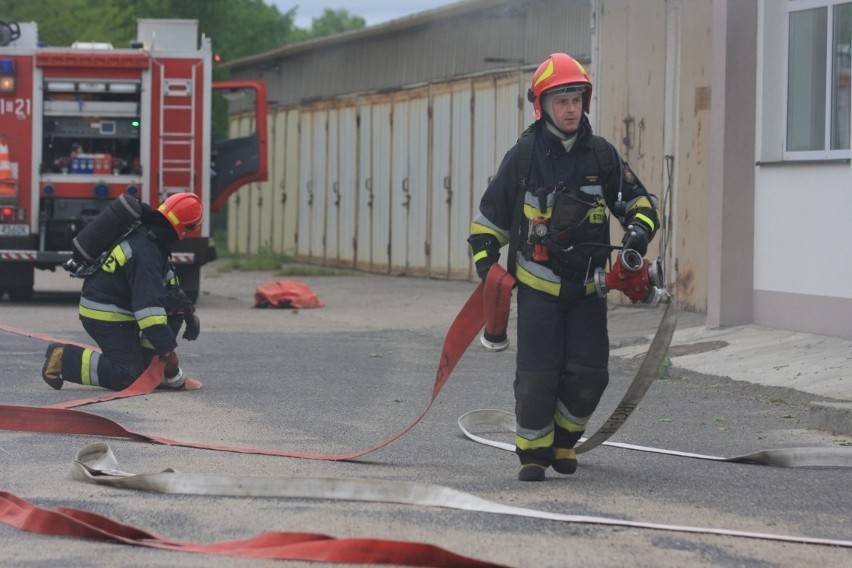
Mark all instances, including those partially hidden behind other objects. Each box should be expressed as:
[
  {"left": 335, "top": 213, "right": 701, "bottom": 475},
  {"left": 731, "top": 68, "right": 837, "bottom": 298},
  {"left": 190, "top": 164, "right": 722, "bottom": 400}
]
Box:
[{"left": 786, "top": 0, "right": 851, "bottom": 159}]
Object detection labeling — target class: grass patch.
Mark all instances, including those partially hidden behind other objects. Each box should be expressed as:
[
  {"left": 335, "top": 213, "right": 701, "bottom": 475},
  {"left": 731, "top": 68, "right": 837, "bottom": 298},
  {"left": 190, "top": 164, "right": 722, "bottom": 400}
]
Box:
[
  {"left": 213, "top": 244, "right": 357, "bottom": 276},
  {"left": 656, "top": 357, "right": 672, "bottom": 380},
  {"left": 276, "top": 264, "right": 355, "bottom": 277},
  {"left": 217, "top": 253, "right": 290, "bottom": 272}
]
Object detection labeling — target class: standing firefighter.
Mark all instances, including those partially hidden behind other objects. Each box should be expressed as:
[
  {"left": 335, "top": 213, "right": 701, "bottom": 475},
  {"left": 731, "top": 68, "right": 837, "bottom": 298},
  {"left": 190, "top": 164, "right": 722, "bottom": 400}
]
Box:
[
  {"left": 41, "top": 193, "right": 203, "bottom": 391},
  {"left": 468, "top": 53, "right": 659, "bottom": 481}
]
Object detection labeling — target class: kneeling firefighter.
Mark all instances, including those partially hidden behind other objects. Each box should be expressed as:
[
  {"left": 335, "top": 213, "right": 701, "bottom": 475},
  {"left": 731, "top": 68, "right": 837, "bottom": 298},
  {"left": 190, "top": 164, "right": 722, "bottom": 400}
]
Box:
[
  {"left": 468, "top": 53, "right": 660, "bottom": 481},
  {"left": 41, "top": 192, "right": 203, "bottom": 391}
]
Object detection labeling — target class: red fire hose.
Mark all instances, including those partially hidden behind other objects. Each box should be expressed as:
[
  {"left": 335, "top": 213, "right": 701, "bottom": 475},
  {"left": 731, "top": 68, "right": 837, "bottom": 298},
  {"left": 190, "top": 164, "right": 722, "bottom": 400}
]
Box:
[
  {"left": 0, "top": 282, "right": 485, "bottom": 459},
  {"left": 0, "top": 491, "right": 504, "bottom": 567}
]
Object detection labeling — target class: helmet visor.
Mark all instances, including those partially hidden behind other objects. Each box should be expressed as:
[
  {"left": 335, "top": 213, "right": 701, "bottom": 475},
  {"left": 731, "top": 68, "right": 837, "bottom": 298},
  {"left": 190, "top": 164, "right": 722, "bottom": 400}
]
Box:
[{"left": 545, "top": 85, "right": 587, "bottom": 97}]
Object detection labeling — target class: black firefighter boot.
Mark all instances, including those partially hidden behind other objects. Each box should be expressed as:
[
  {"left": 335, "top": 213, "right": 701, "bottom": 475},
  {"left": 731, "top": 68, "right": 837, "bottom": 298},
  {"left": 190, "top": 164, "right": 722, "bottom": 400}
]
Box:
[
  {"left": 552, "top": 448, "right": 578, "bottom": 474},
  {"left": 518, "top": 463, "right": 547, "bottom": 482},
  {"left": 42, "top": 343, "right": 65, "bottom": 390}
]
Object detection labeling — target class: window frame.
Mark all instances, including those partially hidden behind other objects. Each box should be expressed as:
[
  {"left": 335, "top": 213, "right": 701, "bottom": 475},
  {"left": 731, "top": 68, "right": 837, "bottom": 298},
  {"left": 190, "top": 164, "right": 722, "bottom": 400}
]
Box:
[{"left": 784, "top": 0, "right": 852, "bottom": 161}]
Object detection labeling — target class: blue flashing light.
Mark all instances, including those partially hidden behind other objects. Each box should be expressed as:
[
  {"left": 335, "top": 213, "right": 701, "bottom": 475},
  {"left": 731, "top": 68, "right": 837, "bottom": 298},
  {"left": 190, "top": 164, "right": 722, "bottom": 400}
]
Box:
[
  {"left": 94, "top": 182, "right": 109, "bottom": 198},
  {"left": 43, "top": 184, "right": 55, "bottom": 195},
  {"left": 0, "top": 59, "right": 13, "bottom": 73},
  {"left": 126, "top": 185, "right": 138, "bottom": 196}
]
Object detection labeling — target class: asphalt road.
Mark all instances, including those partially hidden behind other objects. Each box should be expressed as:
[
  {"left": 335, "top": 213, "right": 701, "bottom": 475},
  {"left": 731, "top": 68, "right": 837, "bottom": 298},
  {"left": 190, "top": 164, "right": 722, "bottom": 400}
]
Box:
[{"left": 0, "top": 264, "right": 850, "bottom": 567}]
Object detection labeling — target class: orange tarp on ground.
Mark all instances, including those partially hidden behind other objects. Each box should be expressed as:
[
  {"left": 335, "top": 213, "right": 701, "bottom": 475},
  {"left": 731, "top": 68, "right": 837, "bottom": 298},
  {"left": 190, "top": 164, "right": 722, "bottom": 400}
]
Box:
[{"left": 254, "top": 281, "right": 324, "bottom": 309}]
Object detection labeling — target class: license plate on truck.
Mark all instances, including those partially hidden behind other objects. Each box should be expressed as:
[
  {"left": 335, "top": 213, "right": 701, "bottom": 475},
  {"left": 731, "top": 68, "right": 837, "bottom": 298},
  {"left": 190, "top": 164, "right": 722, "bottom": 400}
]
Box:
[{"left": 0, "top": 224, "right": 30, "bottom": 236}]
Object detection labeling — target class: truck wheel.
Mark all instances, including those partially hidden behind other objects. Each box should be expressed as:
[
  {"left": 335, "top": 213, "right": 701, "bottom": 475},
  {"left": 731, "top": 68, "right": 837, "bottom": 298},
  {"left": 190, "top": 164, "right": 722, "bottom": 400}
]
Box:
[
  {"left": 175, "top": 264, "right": 200, "bottom": 303},
  {"left": 8, "top": 286, "right": 34, "bottom": 302},
  {"left": 0, "top": 264, "right": 35, "bottom": 302}
]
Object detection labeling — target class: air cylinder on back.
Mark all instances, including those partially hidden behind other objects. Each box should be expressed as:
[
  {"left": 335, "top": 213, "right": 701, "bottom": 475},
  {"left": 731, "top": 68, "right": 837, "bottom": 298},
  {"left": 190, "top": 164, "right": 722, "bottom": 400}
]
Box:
[{"left": 72, "top": 192, "right": 142, "bottom": 262}]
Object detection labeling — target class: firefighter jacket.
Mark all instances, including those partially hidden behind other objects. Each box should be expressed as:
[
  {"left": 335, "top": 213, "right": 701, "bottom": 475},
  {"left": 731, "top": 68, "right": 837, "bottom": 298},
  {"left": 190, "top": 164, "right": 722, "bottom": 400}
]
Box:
[
  {"left": 470, "top": 117, "right": 659, "bottom": 298},
  {"left": 78, "top": 224, "right": 180, "bottom": 356}
]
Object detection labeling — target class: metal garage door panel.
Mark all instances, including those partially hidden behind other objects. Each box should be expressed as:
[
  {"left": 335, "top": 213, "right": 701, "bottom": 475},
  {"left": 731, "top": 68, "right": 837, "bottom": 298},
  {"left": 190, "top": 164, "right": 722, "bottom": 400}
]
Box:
[
  {"left": 310, "top": 109, "right": 328, "bottom": 261},
  {"left": 389, "top": 92, "right": 429, "bottom": 275},
  {"left": 355, "top": 103, "right": 372, "bottom": 271},
  {"left": 271, "top": 110, "right": 287, "bottom": 254},
  {"left": 325, "top": 107, "right": 340, "bottom": 264},
  {"left": 259, "top": 113, "right": 275, "bottom": 253},
  {"left": 494, "top": 75, "right": 527, "bottom": 271},
  {"left": 297, "top": 111, "right": 313, "bottom": 259},
  {"left": 429, "top": 89, "right": 452, "bottom": 278},
  {"left": 242, "top": 116, "right": 264, "bottom": 254},
  {"left": 496, "top": 74, "right": 525, "bottom": 160},
  {"left": 283, "top": 109, "right": 300, "bottom": 256},
  {"left": 390, "top": 95, "right": 410, "bottom": 273},
  {"left": 471, "top": 77, "right": 497, "bottom": 276},
  {"left": 370, "top": 101, "right": 392, "bottom": 274},
  {"left": 337, "top": 106, "right": 358, "bottom": 267},
  {"left": 406, "top": 95, "right": 429, "bottom": 275},
  {"left": 448, "top": 82, "right": 473, "bottom": 280}
]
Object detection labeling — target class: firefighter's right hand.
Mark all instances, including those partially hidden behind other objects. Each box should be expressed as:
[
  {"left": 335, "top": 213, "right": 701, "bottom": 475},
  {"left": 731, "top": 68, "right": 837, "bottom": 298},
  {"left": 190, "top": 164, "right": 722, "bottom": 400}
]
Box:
[
  {"left": 182, "top": 307, "right": 200, "bottom": 341},
  {"left": 468, "top": 234, "right": 500, "bottom": 282},
  {"left": 474, "top": 256, "right": 496, "bottom": 282},
  {"left": 161, "top": 350, "right": 180, "bottom": 377}
]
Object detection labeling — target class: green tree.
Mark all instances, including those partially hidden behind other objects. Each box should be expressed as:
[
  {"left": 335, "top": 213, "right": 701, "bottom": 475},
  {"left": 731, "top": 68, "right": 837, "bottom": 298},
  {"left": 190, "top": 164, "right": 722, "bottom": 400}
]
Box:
[
  {"left": 309, "top": 8, "right": 366, "bottom": 38},
  {"left": 0, "top": 0, "right": 365, "bottom": 56},
  {"left": 0, "top": 0, "right": 133, "bottom": 46}
]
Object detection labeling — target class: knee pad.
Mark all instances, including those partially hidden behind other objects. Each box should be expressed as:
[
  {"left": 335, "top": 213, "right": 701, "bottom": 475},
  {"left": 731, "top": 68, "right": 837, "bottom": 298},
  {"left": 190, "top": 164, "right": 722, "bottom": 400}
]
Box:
[
  {"left": 560, "top": 364, "right": 609, "bottom": 419},
  {"left": 514, "top": 370, "right": 561, "bottom": 430}
]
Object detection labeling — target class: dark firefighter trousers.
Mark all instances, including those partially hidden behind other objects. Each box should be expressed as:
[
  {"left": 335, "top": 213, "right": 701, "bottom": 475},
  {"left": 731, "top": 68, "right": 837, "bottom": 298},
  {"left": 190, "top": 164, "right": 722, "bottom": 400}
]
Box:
[
  {"left": 59, "top": 317, "right": 182, "bottom": 391},
  {"left": 514, "top": 281, "right": 610, "bottom": 466}
]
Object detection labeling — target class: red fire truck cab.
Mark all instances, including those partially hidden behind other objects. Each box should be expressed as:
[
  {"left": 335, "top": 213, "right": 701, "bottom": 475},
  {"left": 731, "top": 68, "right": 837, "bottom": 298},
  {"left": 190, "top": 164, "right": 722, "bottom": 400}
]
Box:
[{"left": 0, "top": 19, "right": 266, "bottom": 301}]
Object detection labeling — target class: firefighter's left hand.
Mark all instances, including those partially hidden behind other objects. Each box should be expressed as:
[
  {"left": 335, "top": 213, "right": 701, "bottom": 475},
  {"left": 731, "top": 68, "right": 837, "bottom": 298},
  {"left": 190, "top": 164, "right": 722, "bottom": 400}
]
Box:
[
  {"left": 182, "top": 306, "right": 200, "bottom": 341},
  {"left": 622, "top": 224, "right": 650, "bottom": 257}
]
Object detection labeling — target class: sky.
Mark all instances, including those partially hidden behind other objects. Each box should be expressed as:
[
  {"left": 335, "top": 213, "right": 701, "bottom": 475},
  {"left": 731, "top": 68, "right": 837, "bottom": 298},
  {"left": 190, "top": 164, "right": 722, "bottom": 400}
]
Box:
[{"left": 267, "top": 0, "right": 463, "bottom": 29}]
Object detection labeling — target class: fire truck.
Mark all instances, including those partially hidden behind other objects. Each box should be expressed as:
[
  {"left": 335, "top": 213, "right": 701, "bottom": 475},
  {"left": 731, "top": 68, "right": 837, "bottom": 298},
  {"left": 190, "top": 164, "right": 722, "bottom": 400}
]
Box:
[{"left": 0, "top": 18, "right": 267, "bottom": 301}]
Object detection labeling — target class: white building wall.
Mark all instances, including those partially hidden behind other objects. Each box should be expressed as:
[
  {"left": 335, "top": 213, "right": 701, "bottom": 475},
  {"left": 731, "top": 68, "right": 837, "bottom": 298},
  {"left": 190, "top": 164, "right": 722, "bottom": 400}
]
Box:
[
  {"left": 752, "top": 0, "right": 852, "bottom": 338},
  {"left": 754, "top": 166, "right": 852, "bottom": 297}
]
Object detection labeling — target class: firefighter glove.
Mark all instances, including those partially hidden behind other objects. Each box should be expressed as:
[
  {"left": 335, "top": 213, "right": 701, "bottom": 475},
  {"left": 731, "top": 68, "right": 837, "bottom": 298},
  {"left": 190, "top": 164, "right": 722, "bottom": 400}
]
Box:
[
  {"left": 162, "top": 350, "right": 180, "bottom": 377},
  {"left": 183, "top": 307, "right": 200, "bottom": 341},
  {"left": 622, "top": 223, "right": 650, "bottom": 257},
  {"left": 164, "top": 285, "right": 193, "bottom": 315},
  {"left": 468, "top": 234, "right": 500, "bottom": 282}
]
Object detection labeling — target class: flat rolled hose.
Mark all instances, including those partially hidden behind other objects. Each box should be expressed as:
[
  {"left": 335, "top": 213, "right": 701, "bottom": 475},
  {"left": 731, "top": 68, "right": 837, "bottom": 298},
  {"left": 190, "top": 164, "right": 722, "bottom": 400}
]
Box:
[{"left": 480, "top": 264, "right": 514, "bottom": 351}]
